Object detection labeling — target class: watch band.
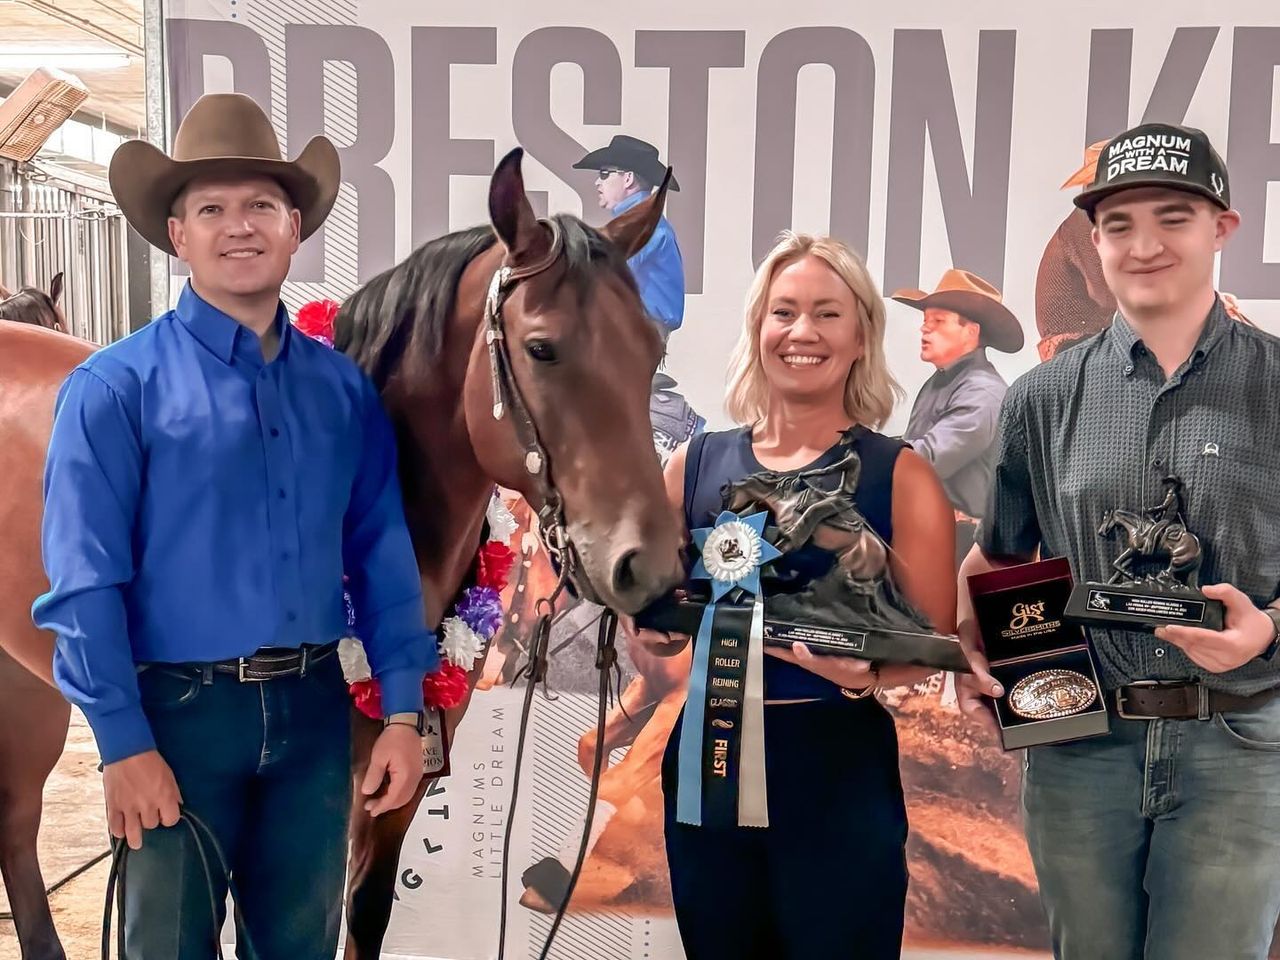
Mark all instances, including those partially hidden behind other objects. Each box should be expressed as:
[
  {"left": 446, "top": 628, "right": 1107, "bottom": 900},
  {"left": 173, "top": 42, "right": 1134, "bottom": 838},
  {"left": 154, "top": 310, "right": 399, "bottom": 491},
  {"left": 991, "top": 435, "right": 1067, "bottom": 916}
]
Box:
[
  {"left": 1261, "top": 609, "right": 1280, "bottom": 662},
  {"left": 383, "top": 711, "right": 426, "bottom": 735}
]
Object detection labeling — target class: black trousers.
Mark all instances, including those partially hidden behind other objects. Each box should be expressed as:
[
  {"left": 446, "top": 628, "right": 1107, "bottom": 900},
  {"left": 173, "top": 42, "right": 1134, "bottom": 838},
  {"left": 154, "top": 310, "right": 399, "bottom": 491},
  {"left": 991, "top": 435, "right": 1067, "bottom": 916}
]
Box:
[{"left": 662, "top": 696, "right": 909, "bottom": 960}]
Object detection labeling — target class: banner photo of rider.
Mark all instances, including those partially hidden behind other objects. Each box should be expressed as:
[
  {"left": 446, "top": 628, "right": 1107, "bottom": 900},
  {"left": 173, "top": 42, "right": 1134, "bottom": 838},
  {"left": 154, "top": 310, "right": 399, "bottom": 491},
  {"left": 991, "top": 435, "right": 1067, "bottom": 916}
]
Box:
[{"left": 161, "top": 1, "right": 1278, "bottom": 957}]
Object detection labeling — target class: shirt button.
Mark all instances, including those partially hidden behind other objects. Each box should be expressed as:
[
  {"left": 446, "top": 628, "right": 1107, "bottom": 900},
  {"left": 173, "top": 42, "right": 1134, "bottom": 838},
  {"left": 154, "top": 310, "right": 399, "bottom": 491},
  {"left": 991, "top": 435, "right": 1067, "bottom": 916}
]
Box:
[
  {"left": 281, "top": 551, "right": 290, "bottom": 561},
  {"left": 1123, "top": 364, "right": 1134, "bottom": 375},
  {"left": 270, "top": 428, "right": 280, "bottom": 438},
  {"left": 1155, "top": 647, "right": 1166, "bottom": 658},
  {"left": 287, "top": 612, "right": 298, "bottom": 623},
  {"left": 278, "top": 489, "right": 287, "bottom": 499},
  {"left": 1152, "top": 457, "right": 1165, "bottom": 469}
]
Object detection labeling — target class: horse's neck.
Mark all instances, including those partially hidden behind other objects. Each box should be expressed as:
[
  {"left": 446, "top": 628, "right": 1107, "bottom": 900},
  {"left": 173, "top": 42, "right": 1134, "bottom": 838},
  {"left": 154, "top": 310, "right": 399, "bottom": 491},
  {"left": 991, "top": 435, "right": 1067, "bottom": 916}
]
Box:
[
  {"left": 403, "top": 449, "right": 491, "bottom": 627},
  {"left": 391, "top": 257, "right": 498, "bottom": 627}
]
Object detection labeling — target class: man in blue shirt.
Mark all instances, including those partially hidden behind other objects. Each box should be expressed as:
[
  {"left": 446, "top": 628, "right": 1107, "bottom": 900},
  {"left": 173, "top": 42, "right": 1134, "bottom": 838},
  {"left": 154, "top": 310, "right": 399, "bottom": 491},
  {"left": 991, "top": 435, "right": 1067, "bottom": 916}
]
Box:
[
  {"left": 575, "top": 135, "right": 686, "bottom": 342},
  {"left": 32, "top": 93, "right": 437, "bottom": 958}
]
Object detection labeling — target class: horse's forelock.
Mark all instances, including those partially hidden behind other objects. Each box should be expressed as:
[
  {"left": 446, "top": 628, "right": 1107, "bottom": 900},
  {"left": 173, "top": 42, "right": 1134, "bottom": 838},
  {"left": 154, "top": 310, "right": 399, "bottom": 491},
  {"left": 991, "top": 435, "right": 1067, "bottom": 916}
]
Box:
[{"left": 550, "top": 214, "right": 641, "bottom": 308}]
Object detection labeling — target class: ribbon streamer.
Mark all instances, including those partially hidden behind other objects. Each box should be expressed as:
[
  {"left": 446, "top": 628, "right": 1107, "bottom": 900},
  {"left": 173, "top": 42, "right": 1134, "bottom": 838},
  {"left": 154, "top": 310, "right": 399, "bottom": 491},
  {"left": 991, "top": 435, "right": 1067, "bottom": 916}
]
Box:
[{"left": 676, "top": 510, "right": 779, "bottom": 828}]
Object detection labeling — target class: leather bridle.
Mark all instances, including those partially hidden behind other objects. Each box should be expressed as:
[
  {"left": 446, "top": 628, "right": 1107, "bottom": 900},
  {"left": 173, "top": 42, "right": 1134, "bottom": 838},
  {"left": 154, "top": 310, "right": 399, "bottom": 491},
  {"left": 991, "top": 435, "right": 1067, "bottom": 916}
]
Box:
[{"left": 484, "top": 218, "right": 622, "bottom": 960}]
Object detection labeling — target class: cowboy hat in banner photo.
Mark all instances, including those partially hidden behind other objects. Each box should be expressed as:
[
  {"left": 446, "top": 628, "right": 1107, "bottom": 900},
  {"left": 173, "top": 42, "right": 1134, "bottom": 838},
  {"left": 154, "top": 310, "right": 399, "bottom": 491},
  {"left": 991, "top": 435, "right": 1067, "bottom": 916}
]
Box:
[{"left": 891, "top": 269, "right": 1025, "bottom": 354}]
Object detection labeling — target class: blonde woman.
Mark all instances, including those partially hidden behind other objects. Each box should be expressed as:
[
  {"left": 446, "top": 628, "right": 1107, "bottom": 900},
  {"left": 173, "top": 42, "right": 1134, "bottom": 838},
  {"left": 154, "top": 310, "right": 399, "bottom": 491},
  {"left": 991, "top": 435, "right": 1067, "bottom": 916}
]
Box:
[{"left": 633, "top": 233, "right": 956, "bottom": 958}]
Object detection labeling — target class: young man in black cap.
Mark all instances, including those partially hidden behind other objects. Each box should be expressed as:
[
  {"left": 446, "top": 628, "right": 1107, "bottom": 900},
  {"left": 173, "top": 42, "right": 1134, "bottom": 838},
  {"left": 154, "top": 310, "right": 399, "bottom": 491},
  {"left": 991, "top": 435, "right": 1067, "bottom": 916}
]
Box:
[
  {"left": 575, "top": 135, "right": 685, "bottom": 342},
  {"left": 957, "top": 122, "right": 1280, "bottom": 959}
]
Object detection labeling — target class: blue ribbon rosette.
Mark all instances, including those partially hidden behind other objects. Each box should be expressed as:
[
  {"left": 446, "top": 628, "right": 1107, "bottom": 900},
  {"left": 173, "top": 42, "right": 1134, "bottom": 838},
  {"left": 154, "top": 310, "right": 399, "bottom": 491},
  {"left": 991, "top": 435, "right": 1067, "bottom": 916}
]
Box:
[{"left": 676, "top": 509, "right": 781, "bottom": 828}]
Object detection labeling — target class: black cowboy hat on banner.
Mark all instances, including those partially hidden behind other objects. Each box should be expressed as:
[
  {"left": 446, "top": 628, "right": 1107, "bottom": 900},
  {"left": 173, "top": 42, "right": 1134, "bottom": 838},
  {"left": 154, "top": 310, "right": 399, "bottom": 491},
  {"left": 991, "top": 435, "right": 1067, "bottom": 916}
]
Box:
[{"left": 574, "top": 135, "right": 681, "bottom": 191}]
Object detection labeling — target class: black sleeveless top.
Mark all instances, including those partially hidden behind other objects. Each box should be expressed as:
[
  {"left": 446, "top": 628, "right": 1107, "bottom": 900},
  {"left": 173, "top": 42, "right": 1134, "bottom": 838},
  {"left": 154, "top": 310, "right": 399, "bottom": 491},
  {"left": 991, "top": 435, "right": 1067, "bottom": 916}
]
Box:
[{"left": 683, "top": 425, "right": 907, "bottom": 700}]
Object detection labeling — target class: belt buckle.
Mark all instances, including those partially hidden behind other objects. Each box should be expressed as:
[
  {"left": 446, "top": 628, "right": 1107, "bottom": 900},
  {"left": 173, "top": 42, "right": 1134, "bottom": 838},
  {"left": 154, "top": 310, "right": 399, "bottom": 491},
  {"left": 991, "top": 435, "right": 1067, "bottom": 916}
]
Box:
[
  {"left": 1115, "top": 679, "right": 1168, "bottom": 720},
  {"left": 237, "top": 657, "right": 269, "bottom": 683}
]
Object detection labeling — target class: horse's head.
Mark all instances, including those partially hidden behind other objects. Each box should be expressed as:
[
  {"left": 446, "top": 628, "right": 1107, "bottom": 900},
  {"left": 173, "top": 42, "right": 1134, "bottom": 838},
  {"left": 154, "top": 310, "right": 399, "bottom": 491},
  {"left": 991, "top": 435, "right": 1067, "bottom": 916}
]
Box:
[
  {"left": 462, "top": 148, "right": 683, "bottom": 613},
  {"left": 0, "top": 272, "right": 65, "bottom": 332},
  {"left": 1097, "top": 510, "right": 1116, "bottom": 538}
]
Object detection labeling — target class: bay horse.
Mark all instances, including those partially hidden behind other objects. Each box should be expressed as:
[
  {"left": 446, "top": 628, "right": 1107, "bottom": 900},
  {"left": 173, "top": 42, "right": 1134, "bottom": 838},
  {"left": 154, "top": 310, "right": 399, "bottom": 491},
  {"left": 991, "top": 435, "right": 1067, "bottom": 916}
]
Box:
[
  {"left": 0, "top": 319, "right": 95, "bottom": 960},
  {"left": 0, "top": 148, "right": 684, "bottom": 959},
  {"left": 334, "top": 145, "right": 686, "bottom": 957},
  {"left": 0, "top": 273, "right": 65, "bottom": 332}
]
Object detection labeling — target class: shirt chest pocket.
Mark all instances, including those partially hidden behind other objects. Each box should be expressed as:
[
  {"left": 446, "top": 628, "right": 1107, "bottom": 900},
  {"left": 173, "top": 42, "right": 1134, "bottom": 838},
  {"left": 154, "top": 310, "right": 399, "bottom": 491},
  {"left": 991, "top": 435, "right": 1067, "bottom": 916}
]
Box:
[{"left": 1190, "top": 439, "right": 1280, "bottom": 600}]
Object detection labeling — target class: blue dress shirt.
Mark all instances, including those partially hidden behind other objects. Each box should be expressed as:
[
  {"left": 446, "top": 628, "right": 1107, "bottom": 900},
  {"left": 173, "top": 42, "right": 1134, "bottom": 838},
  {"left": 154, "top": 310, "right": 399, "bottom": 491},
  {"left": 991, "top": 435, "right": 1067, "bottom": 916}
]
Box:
[
  {"left": 33, "top": 283, "right": 437, "bottom": 764},
  {"left": 613, "top": 191, "right": 686, "bottom": 333}
]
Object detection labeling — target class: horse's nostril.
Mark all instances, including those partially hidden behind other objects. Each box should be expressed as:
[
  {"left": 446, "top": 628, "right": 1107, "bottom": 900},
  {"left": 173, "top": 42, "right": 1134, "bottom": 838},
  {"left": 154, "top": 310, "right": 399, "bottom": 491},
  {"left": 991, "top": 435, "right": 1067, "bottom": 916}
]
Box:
[{"left": 612, "top": 549, "right": 639, "bottom": 595}]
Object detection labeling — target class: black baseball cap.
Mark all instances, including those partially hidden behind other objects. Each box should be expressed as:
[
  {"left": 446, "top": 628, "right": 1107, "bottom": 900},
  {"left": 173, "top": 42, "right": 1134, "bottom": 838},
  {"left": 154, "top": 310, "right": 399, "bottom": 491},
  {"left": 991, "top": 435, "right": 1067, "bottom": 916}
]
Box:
[{"left": 1074, "top": 122, "right": 1230, "bottom": 220}]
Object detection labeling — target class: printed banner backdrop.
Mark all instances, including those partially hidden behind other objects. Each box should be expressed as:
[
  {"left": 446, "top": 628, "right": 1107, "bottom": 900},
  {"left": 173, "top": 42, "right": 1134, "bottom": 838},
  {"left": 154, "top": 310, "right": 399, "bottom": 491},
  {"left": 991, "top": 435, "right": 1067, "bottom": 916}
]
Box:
[{"left": 162, "top": 2, "right": 1280, "bottom": 957}]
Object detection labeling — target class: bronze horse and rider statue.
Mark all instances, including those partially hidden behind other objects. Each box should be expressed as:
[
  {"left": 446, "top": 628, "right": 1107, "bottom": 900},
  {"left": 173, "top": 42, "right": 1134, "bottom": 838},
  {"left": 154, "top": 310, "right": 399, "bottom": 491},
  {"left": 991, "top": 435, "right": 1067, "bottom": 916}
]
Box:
[{"left": 1097, "top": 476, "right": 1205, "bottom": 590}]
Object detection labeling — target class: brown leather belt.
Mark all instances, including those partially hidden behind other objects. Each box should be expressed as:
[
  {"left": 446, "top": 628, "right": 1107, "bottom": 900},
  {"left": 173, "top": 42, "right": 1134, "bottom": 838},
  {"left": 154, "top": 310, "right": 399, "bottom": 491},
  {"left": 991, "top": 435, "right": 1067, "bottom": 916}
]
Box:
[
  {"left": 1114, "top": 681, "right": 1279, "bottom": 721},
  {"left": 208, "top": 641, "right": 339, "bottom": 683}
]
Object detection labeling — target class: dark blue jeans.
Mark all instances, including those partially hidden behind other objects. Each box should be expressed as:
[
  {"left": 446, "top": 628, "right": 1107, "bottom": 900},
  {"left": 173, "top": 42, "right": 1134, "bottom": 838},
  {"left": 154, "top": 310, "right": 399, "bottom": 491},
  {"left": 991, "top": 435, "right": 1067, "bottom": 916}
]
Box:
[{"left": 121, "top": 651, "right": 351, "bottom": 959}]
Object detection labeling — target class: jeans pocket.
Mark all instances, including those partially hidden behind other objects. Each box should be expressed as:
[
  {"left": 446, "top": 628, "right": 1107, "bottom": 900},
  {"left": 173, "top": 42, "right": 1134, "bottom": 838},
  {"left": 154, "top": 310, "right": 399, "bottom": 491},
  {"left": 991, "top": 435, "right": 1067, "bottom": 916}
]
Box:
[
  {"left": 136, "top": 665, "right": 204, "bottom": 712},
  {"left": 1214, "top": 708, "right": 1280, "bottom": 752}
]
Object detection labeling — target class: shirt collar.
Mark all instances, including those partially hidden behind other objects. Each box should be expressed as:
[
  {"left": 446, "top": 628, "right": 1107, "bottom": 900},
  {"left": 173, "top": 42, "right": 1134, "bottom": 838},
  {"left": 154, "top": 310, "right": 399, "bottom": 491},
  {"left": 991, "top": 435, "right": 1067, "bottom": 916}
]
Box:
[
  {"left": 1109, "top": 296, "right": 1230, "bottom": 366},
  {"left": 930, "top": 346, "right": 988, "bottom": 384},
  {"left": 611, "top": 191, "right": 649, "bottom": 216},
  {"left": 176, "top": 282, "right": 290, "bottom": 366}
]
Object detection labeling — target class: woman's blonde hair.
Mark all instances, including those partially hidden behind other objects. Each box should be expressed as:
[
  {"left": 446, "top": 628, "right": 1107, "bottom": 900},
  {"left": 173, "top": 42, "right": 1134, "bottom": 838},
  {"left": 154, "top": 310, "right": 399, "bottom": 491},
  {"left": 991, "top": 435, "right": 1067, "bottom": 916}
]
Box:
[{"left": 725, "top": 231, "right": 904, "bottom": 428}]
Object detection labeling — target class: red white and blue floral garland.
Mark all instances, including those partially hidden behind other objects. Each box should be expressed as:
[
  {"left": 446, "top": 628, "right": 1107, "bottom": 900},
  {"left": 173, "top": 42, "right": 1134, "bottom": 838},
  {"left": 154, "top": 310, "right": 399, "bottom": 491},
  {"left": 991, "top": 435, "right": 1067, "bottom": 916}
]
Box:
[{"left": 293, "top": 299, "right": 519, "bottom": 718}]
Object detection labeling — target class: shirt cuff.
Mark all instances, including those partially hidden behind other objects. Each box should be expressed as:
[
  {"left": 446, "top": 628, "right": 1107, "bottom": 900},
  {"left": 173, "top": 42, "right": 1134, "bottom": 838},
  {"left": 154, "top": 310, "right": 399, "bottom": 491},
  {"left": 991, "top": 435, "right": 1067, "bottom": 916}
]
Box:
[
  {"left": 84, "top": 703, "right": 157, "bottom": 765},
  {"left": 377, "top": 666, "right": 430, "bottom": 716}
]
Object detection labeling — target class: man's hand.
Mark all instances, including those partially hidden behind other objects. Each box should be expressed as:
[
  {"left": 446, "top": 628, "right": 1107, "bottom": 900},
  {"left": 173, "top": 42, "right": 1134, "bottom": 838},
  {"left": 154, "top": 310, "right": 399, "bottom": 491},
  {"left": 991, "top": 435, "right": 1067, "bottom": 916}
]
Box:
[
  {"left": 103, "top": 750, "right": 182, "bottom": 850},
  {"left": 1155, "top": 583, "right": 1275, "bottom": 674},
  {"left": 362, "top": 723, "right": 424, "bottom": 816},
  {"left": 955, "top": 618, "right": 1004, "bottom": 736}
]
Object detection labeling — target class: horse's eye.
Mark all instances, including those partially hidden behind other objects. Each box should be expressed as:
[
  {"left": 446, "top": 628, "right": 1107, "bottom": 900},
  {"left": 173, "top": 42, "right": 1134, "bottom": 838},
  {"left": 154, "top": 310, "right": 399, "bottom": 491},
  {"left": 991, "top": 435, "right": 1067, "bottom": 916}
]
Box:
[{"left": 525, "top": 340, "right": 558, "bottom": 364}]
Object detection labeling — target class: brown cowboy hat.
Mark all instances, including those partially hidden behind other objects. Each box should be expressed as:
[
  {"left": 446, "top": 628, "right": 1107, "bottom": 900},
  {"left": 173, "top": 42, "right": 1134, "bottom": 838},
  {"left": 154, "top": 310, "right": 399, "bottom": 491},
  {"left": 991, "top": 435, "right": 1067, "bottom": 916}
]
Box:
[
  {"left": 108, "top": 93, "right": 340, "bottom": 257},
  {"left": 1061, "top": 140, "right": 1109, "bottom": 190},
  {"left": 891, "top": 268, "right": 1024, "bottom": 353}
]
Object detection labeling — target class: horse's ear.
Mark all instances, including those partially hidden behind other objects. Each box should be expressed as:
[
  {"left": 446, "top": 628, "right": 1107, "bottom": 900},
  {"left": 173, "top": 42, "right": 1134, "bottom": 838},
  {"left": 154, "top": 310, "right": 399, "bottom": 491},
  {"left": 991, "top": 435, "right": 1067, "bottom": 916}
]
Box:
[
  {"left": 488, "top": 147, "right": 549, "bottom": 264},
  {"left": 49, "top": 272, "right": 63, "bottom": 305},
  {"left": 600, "top": 166, "right": 673, "bottom": 259}
]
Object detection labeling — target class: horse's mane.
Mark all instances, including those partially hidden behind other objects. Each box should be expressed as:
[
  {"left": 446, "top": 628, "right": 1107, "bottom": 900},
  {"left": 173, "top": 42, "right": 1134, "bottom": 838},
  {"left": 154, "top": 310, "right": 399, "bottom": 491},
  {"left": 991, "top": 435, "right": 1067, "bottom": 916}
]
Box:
[
  {"left": 0, "top": 287, "right": 59, "bottom": 329},
  {"left": 334, "top": 213, "right": 639, "bottom": 389}
]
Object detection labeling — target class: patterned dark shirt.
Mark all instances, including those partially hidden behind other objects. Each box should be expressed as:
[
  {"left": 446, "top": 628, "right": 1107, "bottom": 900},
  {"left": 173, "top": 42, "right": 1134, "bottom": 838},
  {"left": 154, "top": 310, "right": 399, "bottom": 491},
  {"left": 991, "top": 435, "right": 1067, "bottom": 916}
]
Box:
[{"left": 978, "top": 298, "right": 1280, "bottom": 694}]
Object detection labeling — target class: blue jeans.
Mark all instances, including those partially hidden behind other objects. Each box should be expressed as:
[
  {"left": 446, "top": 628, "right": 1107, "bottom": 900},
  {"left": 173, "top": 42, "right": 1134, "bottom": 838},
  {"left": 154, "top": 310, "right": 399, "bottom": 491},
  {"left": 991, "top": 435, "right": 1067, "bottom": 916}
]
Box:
[
  {"left": 121, "top": 652, "right": 351, "bottom": 959},
  {"left": 1022, "top": 697, "right": 1280, "bottom": 960}
]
